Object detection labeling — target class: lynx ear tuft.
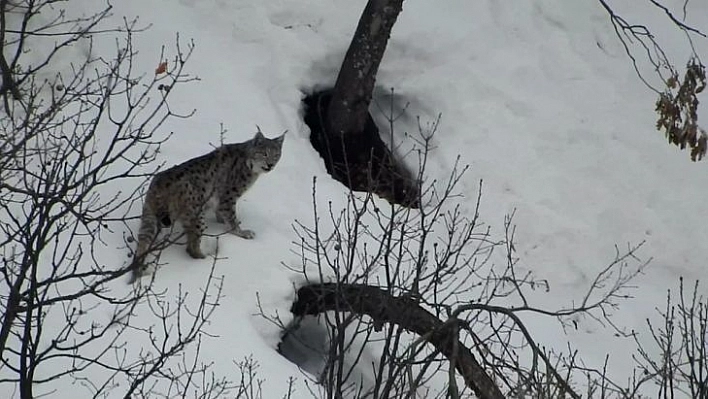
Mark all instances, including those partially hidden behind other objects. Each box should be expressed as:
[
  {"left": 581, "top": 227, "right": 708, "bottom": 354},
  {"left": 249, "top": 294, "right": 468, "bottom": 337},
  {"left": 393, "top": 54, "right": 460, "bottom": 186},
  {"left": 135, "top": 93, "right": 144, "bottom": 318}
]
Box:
[
  {"left": 276, "top": 130, "right": 287, "bottom": 142},
  {"left": 254, "top": 125, "right": 265, "bottom": 139}
]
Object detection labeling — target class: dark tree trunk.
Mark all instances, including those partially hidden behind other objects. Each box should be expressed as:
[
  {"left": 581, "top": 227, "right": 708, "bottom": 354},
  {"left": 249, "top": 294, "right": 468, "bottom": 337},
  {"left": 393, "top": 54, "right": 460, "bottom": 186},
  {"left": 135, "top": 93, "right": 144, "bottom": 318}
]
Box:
[
  {"left": 305, "top": 0, "right": 420, "bottom": 208},
  {"left": 0, "top": 0, "right": 22, "bottom": 101},
  {"left": 291, "top": 283, "right": 506, "bottom": 399},
  {"left": 327, "top": 0, "right": 404, "bottom": 136}
]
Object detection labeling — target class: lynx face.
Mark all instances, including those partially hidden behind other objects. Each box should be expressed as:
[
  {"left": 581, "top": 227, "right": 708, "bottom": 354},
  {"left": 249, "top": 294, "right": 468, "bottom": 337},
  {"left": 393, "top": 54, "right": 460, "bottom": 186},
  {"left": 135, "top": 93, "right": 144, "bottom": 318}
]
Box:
[{"left": 249, "top": 133, "right": 284, "bottom": 173}]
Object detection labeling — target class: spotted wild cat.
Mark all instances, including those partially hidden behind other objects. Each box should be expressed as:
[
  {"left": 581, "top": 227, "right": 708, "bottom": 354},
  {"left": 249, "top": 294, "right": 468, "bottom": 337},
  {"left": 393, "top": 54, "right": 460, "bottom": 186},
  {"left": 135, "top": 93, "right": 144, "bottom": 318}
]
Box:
[{"left": 129, "top": 130, "right": 285, "bottom": 281}]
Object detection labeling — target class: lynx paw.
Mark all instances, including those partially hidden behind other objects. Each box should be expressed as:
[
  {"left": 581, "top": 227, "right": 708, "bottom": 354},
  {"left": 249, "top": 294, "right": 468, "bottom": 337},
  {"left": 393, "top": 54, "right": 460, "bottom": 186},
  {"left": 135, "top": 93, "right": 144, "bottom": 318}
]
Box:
[
  {"left": 128, "top": 261, "right": 155, "bottom": 284},
  {"left": 233, "top": 229, "right": 255, "bottom": 239},
  {"left": 186, "top": 246, "right": 206, "bottom": 259},
  {"left": 128, "top": 265, "right": 144, "bottom": 284}
]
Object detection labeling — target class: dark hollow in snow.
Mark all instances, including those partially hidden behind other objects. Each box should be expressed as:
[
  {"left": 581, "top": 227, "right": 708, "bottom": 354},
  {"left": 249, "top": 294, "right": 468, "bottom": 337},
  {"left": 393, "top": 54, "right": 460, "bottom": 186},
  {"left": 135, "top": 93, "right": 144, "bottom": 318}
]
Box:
[
  {"left": 303, "top": 90, "right": 420, "bottom": 208},
  {"left": 277, "top": 315, "right": 329, "bottom": 378}
]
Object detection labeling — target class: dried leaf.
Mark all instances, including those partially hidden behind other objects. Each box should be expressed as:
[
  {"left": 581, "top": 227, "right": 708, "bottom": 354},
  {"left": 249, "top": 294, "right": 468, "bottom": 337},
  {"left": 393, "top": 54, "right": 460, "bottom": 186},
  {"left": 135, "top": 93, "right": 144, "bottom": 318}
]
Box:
[{"left": 155, "top": 62, "right": 168, "bottom": 75}]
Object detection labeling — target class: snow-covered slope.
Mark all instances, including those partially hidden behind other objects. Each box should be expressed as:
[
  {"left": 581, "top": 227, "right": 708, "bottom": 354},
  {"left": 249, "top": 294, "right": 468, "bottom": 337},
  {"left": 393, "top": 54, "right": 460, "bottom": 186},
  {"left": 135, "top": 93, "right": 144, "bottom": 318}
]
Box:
[{"left": 6, "top": 0, "right": 708, "bottom": 397}]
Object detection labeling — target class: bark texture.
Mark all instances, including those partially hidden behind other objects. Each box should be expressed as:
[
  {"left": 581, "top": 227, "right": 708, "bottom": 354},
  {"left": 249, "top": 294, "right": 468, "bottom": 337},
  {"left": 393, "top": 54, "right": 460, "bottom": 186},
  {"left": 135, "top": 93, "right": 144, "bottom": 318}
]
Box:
[
  {"left": 305, "top": 0, "right": 419, "bottom": 207},
  {"left": 327, "top": 0, "right": 404, "bottom": 136}
]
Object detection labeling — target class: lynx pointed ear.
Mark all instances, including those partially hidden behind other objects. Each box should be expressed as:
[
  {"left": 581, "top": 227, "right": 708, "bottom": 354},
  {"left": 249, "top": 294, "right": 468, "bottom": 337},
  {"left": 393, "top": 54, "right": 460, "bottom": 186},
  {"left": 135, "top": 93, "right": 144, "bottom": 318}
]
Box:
[
  {"left": 254, "top": 125, "right": 265, "bottom": 139},
  {"left": 275, "top": 132, "right": 285, "bottom": 146}
]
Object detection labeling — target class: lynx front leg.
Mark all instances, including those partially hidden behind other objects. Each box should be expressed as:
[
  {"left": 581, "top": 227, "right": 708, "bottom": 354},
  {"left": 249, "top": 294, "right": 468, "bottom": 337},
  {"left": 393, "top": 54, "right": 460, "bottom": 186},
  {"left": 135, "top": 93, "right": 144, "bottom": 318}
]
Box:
[
  {"left": 184, "top": 209, "right": 207, "bottom": 259},
  {"left": 216, "top": 197, "right": 255, "bottom": 239}
]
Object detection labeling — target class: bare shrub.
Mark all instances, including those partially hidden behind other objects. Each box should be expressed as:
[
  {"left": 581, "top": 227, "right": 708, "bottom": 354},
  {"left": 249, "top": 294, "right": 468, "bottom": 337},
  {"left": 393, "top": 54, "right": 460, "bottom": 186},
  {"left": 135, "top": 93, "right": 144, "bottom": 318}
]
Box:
[
  {"left": 273, "top": 105, "right": 649, "bottom": 398},
  {"left": 631, "top": 278, "right": 707, "bottom": 398},
  {"left": 0, "top": 2, "right": 228, "bottom": 397}
]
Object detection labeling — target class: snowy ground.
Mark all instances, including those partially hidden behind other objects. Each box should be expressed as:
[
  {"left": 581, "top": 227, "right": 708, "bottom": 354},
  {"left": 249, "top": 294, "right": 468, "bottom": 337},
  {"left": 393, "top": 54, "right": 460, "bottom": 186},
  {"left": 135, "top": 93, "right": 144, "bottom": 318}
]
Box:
[{"left": 4, "top": 0, "right": 708, "bottom": 397}]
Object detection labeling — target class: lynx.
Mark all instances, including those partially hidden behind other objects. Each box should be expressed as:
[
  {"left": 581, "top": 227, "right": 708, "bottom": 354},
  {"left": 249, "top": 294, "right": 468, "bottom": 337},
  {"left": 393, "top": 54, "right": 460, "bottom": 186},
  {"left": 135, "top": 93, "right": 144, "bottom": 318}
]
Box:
[{"left": 129, "top": 130, "right": 285, "bottom": 280}]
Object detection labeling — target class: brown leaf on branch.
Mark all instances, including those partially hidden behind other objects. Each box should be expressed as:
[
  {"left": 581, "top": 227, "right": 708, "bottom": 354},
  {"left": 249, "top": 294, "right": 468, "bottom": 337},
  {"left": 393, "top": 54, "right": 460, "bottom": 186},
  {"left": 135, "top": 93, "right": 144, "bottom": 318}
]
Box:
[
  {"left": 155, "top": 61, "right": 168, "bottom": 75},
  {"left": 655, "top": 58, "right": 707, "bottom": 161}
]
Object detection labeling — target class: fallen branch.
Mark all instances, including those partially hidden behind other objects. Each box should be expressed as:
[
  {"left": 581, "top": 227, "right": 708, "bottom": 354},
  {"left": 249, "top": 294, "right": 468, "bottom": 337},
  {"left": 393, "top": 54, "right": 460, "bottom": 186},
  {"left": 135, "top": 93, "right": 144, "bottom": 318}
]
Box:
[{"left": 291, "top": 282, "right": 505, "bottom": 399}]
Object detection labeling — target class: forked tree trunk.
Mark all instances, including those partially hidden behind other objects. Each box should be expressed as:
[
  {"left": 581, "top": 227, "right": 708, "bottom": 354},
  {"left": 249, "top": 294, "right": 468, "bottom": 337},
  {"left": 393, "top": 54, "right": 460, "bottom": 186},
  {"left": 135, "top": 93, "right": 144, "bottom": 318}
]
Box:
[
  {"left": 291, "top": 283, "right": 506, "bottom": 399},
  {"left": 327, "top": 0, "right": 404, "bottom": 136}
]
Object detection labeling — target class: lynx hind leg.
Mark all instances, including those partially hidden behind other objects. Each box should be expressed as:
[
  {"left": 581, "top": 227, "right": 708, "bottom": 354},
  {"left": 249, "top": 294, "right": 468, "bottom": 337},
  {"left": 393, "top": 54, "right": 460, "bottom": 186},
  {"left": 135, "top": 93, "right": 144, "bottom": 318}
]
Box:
[
  {"left": 184, "top": 209, "right": 207, "bottom": 259},
  {"left": 216, "top": 197, "right": 255, "bottom": 239},
  {"left": 130, "top": 208, "right": 161, "bottom": 282}
]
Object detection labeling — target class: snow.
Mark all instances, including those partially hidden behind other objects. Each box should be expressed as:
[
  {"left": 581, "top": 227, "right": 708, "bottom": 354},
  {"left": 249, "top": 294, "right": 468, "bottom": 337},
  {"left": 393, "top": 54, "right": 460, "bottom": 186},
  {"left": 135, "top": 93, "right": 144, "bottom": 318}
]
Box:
[{"left": 3, "top": 0, "right": 707, "bottom": 397}]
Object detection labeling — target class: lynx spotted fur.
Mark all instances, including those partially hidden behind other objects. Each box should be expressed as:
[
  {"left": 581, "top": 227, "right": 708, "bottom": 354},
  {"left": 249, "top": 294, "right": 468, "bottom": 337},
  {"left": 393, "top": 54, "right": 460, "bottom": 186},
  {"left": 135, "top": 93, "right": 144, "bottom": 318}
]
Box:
[{"left": 130, "top": 130, "right": 284, "bottom": 280}]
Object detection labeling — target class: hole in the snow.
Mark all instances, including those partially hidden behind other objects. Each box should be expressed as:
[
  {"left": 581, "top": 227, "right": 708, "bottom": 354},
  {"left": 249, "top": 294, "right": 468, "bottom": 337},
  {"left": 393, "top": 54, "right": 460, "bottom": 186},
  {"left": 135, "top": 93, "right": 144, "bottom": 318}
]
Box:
[
  {"left": 277, "top": 314, "right": 377, "bottom": 392},
  {"left": 277, "top": 315, "right": 328, "bottom": 379},
  {"left": 303, "top": 89, "right": 420, "bottom": 208}
]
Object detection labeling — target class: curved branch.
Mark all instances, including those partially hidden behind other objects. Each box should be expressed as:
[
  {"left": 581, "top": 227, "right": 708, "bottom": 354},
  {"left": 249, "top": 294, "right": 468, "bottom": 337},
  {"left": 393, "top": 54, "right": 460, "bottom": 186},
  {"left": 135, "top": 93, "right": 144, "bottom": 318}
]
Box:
[
  {"left": 291, "top": 283, "right": 505, "bottom": 399},
  {"left": 647, "top": 0, "right": 706, "bottom": 38}
]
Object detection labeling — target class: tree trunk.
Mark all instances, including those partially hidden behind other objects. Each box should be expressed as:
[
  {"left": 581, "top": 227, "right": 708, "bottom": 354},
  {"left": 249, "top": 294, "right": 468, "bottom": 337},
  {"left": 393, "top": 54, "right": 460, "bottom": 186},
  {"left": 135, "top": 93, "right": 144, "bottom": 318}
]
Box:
[
  {"left": 327, "top": 0, "right": 404, "bottom": 136},
  {"left": 305, "top": 0, "right": 420, "bottom": 207},
  {"left": 291, "top": 283, "right": 506, "bottom": 399},
  {"left": 0, "top": 0, "right": 22, "bottom": 101}
]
